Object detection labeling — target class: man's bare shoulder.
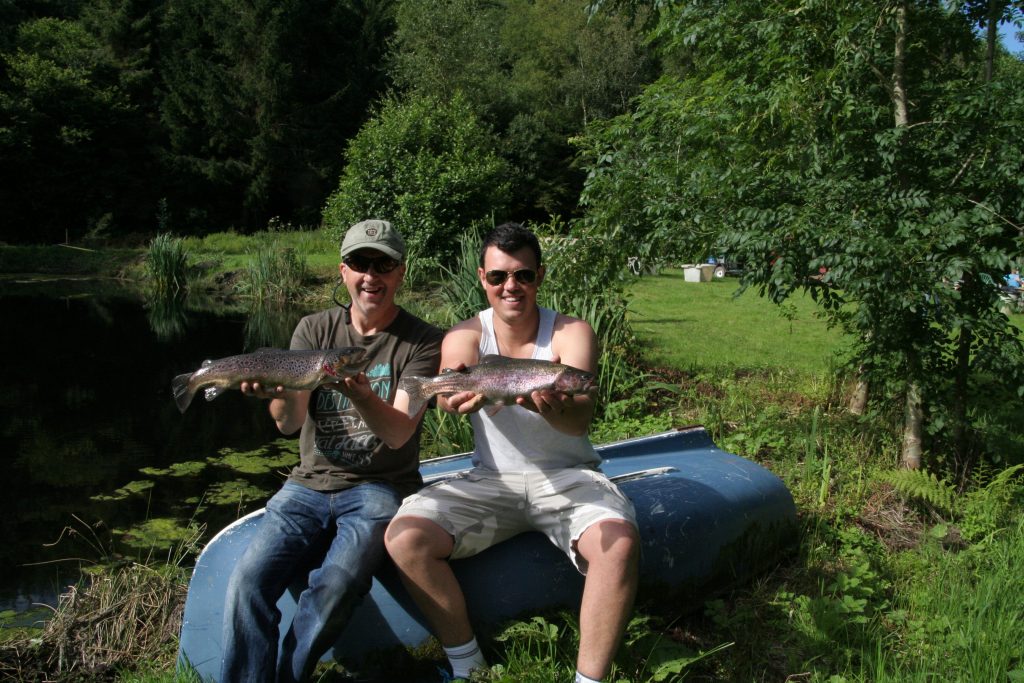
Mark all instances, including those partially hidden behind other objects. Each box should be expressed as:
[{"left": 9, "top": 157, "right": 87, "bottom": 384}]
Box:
[
  {"left": 446, "top": 315, "right": 483, "bottom": 336},
  {"left": 552, "top": 312, "right": 595, "bottom": 338}
]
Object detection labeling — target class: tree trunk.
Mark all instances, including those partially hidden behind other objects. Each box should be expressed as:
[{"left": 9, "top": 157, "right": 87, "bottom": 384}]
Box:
[
  {"left": 892, "top": 2, "right": 909, "bottom": 128},
  {"left": 985, "top": 0, "right": 999, "bottom": 83},
  {"left": 952, "top": 326, "right": 972, "bottom": 462},
  {"left": 902, "top": 380, "right": 923, "bottom": 469},
  {"left": 849, "top": 367, "right": 869, "bottom": 415},
  {"left": 892, "top": 1, "right": 923, "bottom": 468},
  {"left": 952, "top": 273, "right": 975, "bottom": 463}
]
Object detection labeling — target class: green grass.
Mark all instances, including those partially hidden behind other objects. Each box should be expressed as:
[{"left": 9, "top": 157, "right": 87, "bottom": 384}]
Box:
[
  {"left": 182, "top": 228, "right": 338, "bottom": 276},
  {"left": 628, "top": 269, "right": 847, "bottom": 374}
]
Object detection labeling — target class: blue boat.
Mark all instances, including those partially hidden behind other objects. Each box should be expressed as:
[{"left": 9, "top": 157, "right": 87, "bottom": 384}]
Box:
[{"left": 178, "top": 427, "right": 797, "bottom": 680}]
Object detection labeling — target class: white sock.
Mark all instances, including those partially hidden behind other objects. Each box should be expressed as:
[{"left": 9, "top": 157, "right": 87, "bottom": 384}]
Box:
[
  {"left": 575, "top": 672, "right": 602, "bottom": 683},
  {"left": 444, "top": 636, "right": 487, "bottom": 679}
]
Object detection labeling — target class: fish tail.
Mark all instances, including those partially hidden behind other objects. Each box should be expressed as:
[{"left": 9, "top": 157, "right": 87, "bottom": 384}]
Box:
[
  {"left": 398, "top": 375, "right": 430, "bottom": 399},
  {"left": 171, "top": 373, "right": 196, "bottom": 413},
  {"left": 398, "top": 375, "right": 433, "bottom": 414}
]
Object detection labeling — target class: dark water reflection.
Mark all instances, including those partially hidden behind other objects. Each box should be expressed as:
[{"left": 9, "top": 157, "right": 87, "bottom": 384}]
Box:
[{"left": 0, "top": 284, "right": 310, "bottom": 615}]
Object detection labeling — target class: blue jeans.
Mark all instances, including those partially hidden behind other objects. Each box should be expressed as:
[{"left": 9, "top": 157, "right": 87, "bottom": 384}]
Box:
[{"left": 220, "top": 480, "right": 402, "bottom": 683}]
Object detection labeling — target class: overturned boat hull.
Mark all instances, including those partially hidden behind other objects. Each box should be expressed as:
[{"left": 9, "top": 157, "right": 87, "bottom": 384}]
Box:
[{"left": 178, "top": 427, "right": 797, "bottom": 679}]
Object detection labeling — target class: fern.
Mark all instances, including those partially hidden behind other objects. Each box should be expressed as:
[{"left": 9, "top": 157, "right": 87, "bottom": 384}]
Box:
[
  {"left": 881, "top": 469, "right": 956, "bottom": 515},
  {"left": 960, "top": 464, "right": 1024, "bottom": 542}
]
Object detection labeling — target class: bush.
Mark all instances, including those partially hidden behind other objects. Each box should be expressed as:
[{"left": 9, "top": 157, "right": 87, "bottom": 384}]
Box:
[{"left": 322, "top": 92, "right": 512, "bottom": 283}]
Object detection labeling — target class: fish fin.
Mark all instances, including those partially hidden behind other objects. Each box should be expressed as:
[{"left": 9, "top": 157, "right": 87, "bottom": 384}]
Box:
[
  {"left": 398, "top": 375, "right": 427, "bottom": 398},
  {"left": 484, "top": 402, "right": 504, "bottom": 417},
  {"left": 204, "top": 386, "right": 225, "bottom": 402},
  {"left": 478, "top": 354, "right": 505, "bottom": 365},
  {"left": 171, "top": 372, "right": 196, "bottom": 413},
  {"left": 398, "top": 375, "right": 430, "bottom": 415}
]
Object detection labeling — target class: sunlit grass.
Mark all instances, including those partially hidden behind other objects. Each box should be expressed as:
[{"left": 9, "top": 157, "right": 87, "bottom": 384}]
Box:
[{"left": 628, "top": 269, "right": 848, "bottom": 375}]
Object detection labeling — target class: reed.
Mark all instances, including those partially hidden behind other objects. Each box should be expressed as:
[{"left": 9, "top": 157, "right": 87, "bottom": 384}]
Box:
[
  {"left": 145, "top": 233, "right": 190, "bottom": 296},
  {"left": 437, "top": 228, "right": 488, "bottom": 327},
  {"left": 236, "top": 242, "right": 309, "bottom": 305}
]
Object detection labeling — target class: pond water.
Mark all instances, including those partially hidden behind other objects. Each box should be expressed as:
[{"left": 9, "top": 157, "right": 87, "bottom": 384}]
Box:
[{"left": 0, "top": 280, "right": 311, "bottom": 618}]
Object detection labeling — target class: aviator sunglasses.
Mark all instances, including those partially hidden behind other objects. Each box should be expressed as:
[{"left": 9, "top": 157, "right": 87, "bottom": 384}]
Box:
[
  {"left": 484, "top": 268, "right": 537, "bottom": 286},
  {"left": 344, "top": 253, "right": 402, "bottom": 274}
]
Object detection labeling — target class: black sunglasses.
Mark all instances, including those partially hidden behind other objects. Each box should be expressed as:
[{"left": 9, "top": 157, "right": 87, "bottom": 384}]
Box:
[
  {"left": 344, "top": 254, "right": 402, "bottom": 274},
  {"left": 484, "top": 268, "right": 537, "bottom": 286}
]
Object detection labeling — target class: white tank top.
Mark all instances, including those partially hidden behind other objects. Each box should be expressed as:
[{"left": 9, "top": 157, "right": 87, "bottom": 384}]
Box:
[{"left": 469, "top": 307, "right": 600, "bottom": 471}]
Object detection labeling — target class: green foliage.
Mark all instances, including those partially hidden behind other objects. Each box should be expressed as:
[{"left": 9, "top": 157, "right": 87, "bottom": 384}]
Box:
[
  {"left": 588, "top": 394, "right": 674, "bottom": 445},
  {"left": 158, "top": 0, "right": 392, "bottom": 231},
  {"left": 958, "top": 463, "right": 1024, "bottom": 542},
  {"left": 0, "top": 14, "right": 155, "bottom": 242},
  {"left": 114, "top": 517, "right": 201, "bottom": 551},
  {"left": 419, "top": 407, "right": 475, "bottom": 459},
  {"left": 880, "top": 469, "right": 957, "bottom": 515},
  {"left": 90, "top": 478, "right": 155, "bottom": 502},
  {"left": 323, "top": 92, "right": 511, "bottom": 282},
  {"left": 235, "top": 241, "right": 309, "bottom": 304},
  {"left": 436, "top": 224, "right": 489, "bottom": 327},
  {"left": 145, "top": 233, "right": 190, "bottom": 297},
  {"left": 621, "top": 615, "right": 733, "bottom": 682},
  {"left": 391, "top": 0, "right": 656, "bottom": 218},
  {"left": 577, "top": 0, "right": 1024, "bottom": 471}
]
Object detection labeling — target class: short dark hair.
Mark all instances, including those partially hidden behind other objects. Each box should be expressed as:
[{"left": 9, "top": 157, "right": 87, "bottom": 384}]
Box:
[{"left": 479, "top": 222, "right": 542, "bottom": 268}]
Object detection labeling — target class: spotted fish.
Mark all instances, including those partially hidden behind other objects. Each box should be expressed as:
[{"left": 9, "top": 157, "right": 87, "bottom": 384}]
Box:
[
  {"left": 400, "top": 354, "right": 596, "bottom": 414},
  {"left": 172, "top": 347, "right": 368, "bottom": 413}
]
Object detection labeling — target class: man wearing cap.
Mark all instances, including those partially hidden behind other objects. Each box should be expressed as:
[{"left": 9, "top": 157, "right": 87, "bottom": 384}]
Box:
[{"left": 220, "top": 220, "right": 443, "bottom": 683}]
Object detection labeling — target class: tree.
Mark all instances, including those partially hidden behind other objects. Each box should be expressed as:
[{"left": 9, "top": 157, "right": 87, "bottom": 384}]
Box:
[
  {"left": 578, "top": 0, "right": 1024, "bottom": 470},
  {"left": 322, "top": 92, "right": 511, "bottom": 279},
  {"left": 158, "top": 0, "right": 393, "bottom": 232},
  {"left": 390, "top": 0, "right": 656, "bottom": 221},
  {"left": 0, "top": 17, "right": 143, "bottom": 242}
]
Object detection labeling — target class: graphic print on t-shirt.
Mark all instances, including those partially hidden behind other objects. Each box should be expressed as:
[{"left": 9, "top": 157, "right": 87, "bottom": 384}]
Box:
[{"left": 312, "top": 362, "right": 393, "bottom": 466}]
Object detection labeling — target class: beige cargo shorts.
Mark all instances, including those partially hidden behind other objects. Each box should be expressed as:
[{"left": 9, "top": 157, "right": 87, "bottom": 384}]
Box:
[{"left": 394, "top": 466, "right": 637, "bottom": 574}]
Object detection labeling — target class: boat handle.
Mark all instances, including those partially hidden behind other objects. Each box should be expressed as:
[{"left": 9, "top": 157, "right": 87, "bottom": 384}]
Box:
[{"left": 609, "top": 467, "right": 679, "bottom": 483}]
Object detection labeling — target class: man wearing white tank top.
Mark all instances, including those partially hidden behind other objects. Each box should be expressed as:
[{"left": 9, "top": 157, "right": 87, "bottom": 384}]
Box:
[{"left": 386, "top": 223, "right": 640, "bottom": 683}]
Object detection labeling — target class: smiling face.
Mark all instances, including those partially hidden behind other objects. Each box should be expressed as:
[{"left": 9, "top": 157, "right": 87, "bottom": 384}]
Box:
[
  {"left": 340, "top": 248, "right": 405, "bottom": 324},
  {"left": 478, "top": 245, "right": 545, "bottom": 323}
]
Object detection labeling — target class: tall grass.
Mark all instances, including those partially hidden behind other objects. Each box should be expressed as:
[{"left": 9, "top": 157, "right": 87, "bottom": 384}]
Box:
[
  {"left": 0, "top": 522, "right": 202, "bottom": 681},
  {"left": 236, "top": 242, "right": 309, "bottom": 304},
  {"left": 436, "top": 228, "right": 488, "bottom": 327},
  {"left": 145, "top": 233, "right": 189, "bottom": 296}
]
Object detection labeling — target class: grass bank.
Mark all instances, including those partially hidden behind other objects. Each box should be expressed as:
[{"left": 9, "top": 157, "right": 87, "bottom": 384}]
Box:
[
  {"left": 629, "top": 269, "right": 847, "bottom": 374},
  {"left": 0, "top": 244, "right": 141, "bottom": 279}
]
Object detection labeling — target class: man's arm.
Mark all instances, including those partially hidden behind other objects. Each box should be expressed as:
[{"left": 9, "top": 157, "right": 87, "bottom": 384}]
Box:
[
  {"left": 338, "top": 373, "right": 429, "bottom": 450},
  {"left": 436, "top": 320, "right": 486, "bottom": 415},
  {"left": 239, "top": 383, "right": 309, "bottom": 435}
]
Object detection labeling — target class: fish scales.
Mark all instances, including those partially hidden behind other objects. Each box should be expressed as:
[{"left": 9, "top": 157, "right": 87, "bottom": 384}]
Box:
[{"left": 172, "top": 347, "right": 367, "bottom": 413}]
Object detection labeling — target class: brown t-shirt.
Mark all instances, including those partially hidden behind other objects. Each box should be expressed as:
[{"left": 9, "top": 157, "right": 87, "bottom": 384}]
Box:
[{"left": 287, "top": 306, "right": 443, "bottom": 497}]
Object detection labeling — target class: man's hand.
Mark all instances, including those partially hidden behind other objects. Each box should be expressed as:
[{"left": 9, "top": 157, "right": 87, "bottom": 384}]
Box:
[
  {"left": 516, "top": 388, "right": 576, "bottom": 415},
  {"left": 445, "top": 390, "right": 488, "bottom": 415},
  {"left": 323, "top": 372, "right": 375, "bottom": 404},
  {"left": 437, "top": 362, "right": 488, "bottom": 414},
  {"left": 240, "top": 381, "right": 286, "bottom": 399}
]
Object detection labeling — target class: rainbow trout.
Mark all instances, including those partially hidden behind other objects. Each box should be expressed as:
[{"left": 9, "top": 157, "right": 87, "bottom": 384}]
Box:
[
  {"left": 400, "top": 355, "right": 596, "bottom": 414},
  {"left": 172, "top": 347, "right": 368, "bottom": 413}
]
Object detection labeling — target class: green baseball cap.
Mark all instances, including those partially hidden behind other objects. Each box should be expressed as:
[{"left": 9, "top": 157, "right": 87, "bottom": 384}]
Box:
[{"left": 340, "top": 219, "right": 406, "bottom": 261}]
